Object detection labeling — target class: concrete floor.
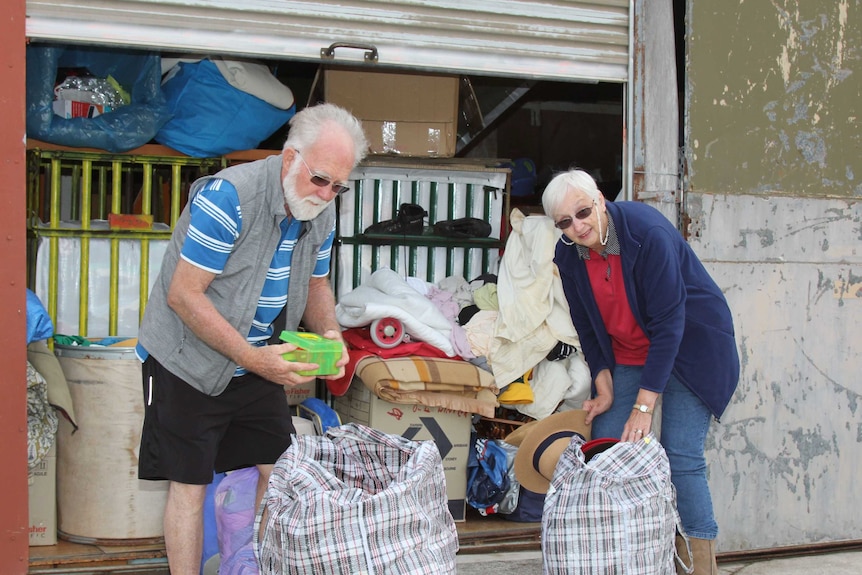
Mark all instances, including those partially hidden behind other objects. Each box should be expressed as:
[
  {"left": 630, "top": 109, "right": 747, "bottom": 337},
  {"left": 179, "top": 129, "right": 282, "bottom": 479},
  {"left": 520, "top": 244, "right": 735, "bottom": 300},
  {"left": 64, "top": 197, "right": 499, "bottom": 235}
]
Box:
[
  {"left": 455, "top": 548, "right": 862, "bottom": 575},
  {"left": 138, "top": 547, "right": 862, "bottom": 575}
]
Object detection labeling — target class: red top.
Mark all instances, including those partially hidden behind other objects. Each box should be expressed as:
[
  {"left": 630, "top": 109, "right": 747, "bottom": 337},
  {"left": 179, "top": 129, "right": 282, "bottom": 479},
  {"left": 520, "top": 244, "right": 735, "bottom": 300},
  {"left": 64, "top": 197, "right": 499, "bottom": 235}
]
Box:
[{"left": 585, "top": 251, "right": 649, "bottom": 365}]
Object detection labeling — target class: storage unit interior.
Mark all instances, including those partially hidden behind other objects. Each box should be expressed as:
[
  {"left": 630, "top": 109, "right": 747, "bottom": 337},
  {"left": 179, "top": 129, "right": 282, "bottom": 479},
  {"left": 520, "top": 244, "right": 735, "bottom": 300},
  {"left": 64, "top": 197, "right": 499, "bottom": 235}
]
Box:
[
  {"left": 271, "top": 61, "right": 626, "bottom": 204},
  {"left": 25, "top": 43, "right": 624, "bottom": 572}
]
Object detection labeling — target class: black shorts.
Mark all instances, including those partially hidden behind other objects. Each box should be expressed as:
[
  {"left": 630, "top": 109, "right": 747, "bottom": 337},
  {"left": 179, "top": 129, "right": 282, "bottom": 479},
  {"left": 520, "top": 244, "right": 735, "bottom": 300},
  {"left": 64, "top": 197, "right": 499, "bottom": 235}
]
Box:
[{"left": 138, "top": 356, "right": 295, "bottom": 484}]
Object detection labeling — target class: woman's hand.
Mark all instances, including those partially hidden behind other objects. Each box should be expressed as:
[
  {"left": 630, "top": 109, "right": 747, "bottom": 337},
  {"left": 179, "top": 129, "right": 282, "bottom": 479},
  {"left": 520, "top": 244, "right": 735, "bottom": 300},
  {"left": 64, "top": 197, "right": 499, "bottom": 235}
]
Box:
[
  {"left": 622, "top": 390, "right": 660, "bottom": 442},
  {"left": 583, "top": 369, "right": 614, "bottom": 425}
]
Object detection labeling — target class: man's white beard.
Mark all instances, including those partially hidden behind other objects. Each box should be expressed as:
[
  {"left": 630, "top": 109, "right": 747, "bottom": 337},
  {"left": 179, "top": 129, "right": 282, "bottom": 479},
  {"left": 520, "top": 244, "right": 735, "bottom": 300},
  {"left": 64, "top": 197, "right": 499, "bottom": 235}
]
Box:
[{"left": 283, "top": 167, "right": 329, "bottom": 221}]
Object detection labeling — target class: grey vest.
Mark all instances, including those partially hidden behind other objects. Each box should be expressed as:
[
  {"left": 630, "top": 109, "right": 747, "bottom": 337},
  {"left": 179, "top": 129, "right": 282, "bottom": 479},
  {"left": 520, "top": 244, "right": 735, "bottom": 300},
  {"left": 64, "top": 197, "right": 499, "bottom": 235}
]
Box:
[{"left": 138, "top": 154, "right": 336, "bottom": 395}]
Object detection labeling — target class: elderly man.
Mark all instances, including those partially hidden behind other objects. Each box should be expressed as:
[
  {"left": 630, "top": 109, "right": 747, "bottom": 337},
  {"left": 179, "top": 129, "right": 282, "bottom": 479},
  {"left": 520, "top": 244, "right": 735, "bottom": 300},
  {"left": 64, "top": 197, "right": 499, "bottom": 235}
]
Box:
[{"left": 136, "top": 103, "right": 368, "bottom": 574}]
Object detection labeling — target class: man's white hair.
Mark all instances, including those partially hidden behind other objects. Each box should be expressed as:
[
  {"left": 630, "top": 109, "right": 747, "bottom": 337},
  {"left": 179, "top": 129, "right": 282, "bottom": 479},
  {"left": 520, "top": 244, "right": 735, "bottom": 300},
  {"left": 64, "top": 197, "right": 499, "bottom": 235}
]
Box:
[{"left": 283, "top": 103, "right": 369, "bottom": 166}]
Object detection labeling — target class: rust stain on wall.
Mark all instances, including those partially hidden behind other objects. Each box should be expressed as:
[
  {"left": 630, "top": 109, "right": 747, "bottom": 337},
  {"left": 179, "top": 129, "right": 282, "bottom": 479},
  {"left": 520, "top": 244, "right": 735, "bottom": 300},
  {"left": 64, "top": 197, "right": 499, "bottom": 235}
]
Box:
[{"left": 833, "top": 273, "right": 862, "bottom": 299}]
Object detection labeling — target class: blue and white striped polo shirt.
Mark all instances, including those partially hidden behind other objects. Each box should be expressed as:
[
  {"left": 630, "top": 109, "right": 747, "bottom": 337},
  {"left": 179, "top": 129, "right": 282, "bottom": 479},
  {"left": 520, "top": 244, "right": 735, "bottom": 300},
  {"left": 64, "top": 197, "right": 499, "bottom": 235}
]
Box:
[{"left": 137, "top": 178, "right": 335, "bottom": 376}]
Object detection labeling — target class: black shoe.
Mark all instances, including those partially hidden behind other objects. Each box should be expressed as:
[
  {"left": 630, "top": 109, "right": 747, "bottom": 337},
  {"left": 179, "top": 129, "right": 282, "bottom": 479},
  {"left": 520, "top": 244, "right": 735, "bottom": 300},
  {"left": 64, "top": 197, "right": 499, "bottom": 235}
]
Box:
[
  {"left": 432, "top": 217, "right": 492, "bottom": 238},
  {"left": 364, "top": 203, "right": 427, "bottom": 235}
]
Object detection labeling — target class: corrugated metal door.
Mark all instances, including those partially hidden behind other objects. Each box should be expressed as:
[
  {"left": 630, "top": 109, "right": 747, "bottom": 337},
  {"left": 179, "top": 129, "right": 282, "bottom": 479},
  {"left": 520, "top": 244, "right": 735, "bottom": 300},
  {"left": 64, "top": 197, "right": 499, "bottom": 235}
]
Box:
[{"left": 25, "top": 0, "right": 629, "bottom": 82}]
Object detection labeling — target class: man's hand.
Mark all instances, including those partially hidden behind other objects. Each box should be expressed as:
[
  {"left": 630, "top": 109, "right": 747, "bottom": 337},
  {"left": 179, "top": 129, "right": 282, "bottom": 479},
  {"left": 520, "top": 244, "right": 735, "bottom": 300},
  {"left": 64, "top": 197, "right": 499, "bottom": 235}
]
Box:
[
  {"left": 319, "top": 329, "right": 349, "bottom": 381},
  {"left": 241, "top": 343, "right": 318, "bottom": 387},
  {"left": 301, "top": 278, "right": 349, "bottom": 380}
]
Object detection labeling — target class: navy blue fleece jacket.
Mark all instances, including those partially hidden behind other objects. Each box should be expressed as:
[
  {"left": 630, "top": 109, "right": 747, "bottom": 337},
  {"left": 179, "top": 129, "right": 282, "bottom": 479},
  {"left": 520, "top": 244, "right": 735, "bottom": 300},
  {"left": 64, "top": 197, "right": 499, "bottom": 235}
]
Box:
[{"left": 555, "top": 200, "right": 739, "bottom": 419}]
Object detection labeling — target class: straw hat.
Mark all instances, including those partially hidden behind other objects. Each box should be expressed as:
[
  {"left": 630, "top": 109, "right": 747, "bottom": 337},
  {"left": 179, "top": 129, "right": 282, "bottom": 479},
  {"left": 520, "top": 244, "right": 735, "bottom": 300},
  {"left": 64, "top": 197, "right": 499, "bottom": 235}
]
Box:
[
  {"left": 513, "top": 409, "right": 591, "bottom": 494},
  {"left": 503, "top": 419, "right": 540, "bottom": 447}
]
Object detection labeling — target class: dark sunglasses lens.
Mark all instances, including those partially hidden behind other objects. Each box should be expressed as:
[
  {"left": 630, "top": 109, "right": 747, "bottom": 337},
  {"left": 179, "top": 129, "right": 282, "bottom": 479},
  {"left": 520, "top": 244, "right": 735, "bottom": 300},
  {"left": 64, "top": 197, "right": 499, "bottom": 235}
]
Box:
[
  {"left": 310, "top": 173, "right": 349, "bottom": 194},
  {"left": 310, "top": 175, "right": 330, "bottom": 188},
  {"left": 555, "top": 217, "right": 573, "bottom": 230},
  {"left": 575, "top": 206, "right": 593, "bottom": 220}
]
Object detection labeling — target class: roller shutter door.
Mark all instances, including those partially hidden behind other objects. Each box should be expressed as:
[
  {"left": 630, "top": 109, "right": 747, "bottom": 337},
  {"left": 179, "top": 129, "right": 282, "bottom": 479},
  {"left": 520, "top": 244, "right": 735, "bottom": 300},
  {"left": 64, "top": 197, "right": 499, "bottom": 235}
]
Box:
[{"left": 25, "top": 0, "right": 629, "bottom": 82}]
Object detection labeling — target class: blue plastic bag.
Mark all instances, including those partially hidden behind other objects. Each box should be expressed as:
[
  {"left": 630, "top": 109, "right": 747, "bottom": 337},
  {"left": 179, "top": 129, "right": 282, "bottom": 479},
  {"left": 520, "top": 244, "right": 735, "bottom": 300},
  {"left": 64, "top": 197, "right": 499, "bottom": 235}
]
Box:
[
  {"left": 155, "top": 59, "right": 295, "bottom": 157},
  {"left": 467, "top": 437, "right": 511, "bottom": 515},
  {"left": 298, "top": 397, "right": 342, "bottom": 434},
  {"left": 26, "top": 43, "right": 170, "bottom": 153},
  {"left": 26, "top": 289, "right": 53, "bottom": 345},
  {"left": 503, "top": 486, "right": 545, "bottom": 523}
]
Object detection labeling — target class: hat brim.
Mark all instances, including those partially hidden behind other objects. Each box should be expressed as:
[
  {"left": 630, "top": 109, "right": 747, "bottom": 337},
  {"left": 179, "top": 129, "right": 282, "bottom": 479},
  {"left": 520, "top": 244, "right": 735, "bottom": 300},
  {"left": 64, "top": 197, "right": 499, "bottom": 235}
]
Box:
[
  {"left": 503, "top": 419, "right": 540, "bottom": 447},
  {"left": 513, "top": 409, "right": 591, "bottom": 494}
]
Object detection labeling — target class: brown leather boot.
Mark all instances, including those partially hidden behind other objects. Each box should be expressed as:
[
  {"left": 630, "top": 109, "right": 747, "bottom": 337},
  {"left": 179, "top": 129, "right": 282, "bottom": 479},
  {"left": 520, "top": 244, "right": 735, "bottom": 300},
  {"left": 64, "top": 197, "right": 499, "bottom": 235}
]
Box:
[{"left": 675, "top": 535, "right": 717, "bottom": 575}]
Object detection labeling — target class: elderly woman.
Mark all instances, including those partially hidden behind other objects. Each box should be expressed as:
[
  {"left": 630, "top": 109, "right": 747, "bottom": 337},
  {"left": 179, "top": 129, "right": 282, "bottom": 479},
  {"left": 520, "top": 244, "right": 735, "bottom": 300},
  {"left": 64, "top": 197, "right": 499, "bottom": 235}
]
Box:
[{"left": 542, "top": 169, "right": 739, "bottom": 575}]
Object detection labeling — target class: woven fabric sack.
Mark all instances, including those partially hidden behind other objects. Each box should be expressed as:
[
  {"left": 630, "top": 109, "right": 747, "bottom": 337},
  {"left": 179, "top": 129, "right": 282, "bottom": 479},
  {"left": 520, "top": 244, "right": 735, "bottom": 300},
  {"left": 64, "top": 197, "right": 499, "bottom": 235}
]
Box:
[
  {"left": 542, "top": 433, "right": 681, "bottom": 575},
  {"left": 255, "top": 423, "right": 458, "bottom": 575}
]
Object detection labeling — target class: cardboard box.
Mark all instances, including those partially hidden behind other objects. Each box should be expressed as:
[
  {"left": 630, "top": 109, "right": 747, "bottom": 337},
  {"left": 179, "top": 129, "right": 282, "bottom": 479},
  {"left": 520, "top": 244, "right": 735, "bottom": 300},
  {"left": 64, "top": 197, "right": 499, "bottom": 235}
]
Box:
[
  {"left": 284, "top": 379, "right": 317, "bottom": 406},
  {"left": 335, "top": 382, "right": 470, "bottom": 521},
  {"left": 323, "top": 68, "right": 459, "bottom": 157},
  {"left": 28, "top": 444, "right": 57, "bottom": 546},
  {"left": 52, "top": 99, "right": 111, "bottom": 119}
]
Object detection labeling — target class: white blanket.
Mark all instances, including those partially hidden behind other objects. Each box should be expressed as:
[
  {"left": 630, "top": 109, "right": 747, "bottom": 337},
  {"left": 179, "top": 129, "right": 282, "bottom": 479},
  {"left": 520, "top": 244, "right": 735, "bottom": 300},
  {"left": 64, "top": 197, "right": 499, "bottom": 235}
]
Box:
[
  {"left": 488, "top": 209, "right": 581, "bottom": 387},
  {"left": 335, "top": 268, "right": 456, "bottom": 356}
]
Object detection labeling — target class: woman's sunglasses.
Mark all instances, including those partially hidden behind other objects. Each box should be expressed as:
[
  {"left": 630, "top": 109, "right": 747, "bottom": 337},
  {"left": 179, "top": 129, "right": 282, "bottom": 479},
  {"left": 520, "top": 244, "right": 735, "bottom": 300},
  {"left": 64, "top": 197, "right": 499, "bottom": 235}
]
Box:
[
  {"left": 554, "top": 203, "right": 595, "bottom": 230},
  {"left": 296, "top": 151, "right": 351, "bottom": 195}
]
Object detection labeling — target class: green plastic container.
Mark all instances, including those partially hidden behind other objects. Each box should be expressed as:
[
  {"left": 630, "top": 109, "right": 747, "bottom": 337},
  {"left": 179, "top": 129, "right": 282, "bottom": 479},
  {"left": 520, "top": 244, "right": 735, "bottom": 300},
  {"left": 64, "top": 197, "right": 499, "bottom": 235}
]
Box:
[{"left": 279, "top": 331, "right": 342, "bottom": 376}]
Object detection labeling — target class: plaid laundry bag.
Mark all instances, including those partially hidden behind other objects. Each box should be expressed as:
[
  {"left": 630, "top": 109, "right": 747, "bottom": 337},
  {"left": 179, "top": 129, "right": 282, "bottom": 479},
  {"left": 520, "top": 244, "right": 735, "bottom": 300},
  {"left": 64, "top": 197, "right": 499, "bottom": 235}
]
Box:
[
  {"left": 542, "top": 433, "right": 683, "bottom": 575},
  {"left": 255, "top": 423, "right": 458, "bottom": 575}
]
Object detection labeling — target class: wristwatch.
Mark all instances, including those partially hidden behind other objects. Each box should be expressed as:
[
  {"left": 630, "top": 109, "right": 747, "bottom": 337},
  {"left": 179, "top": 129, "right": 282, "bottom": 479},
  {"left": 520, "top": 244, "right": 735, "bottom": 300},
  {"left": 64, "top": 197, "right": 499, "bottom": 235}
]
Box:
[{"left": 632, "top": 403, "right": 654, "bottom": 414}]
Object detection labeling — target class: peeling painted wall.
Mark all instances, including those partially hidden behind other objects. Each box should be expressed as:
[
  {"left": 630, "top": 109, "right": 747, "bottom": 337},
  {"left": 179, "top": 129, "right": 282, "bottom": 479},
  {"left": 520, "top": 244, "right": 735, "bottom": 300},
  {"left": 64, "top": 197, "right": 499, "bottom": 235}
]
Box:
[
  {"left": 689, "top": 194, "right": 862, "bottom": 551},
  {"left": 687, "top": 0, "right": 860, "bottom": 196},
  {"left": 686, "top": 0, "right": 862, "bottom": 553}
]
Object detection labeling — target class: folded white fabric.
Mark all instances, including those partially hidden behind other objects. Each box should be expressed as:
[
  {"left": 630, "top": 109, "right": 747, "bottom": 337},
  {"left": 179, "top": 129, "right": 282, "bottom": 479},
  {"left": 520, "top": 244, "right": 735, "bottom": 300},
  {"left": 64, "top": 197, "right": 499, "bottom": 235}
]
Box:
[
  {"left": 161, "top": 56, "right": 294, "bottom": 109},
  {"left": 212, "top": 58, "right": 294, "bottom": 109},
  {"left": 488, "top": 209, "right": 580, "bottom": 387},
  {"left": 336, "top": 268, "right": 456, "bottom": 356}
]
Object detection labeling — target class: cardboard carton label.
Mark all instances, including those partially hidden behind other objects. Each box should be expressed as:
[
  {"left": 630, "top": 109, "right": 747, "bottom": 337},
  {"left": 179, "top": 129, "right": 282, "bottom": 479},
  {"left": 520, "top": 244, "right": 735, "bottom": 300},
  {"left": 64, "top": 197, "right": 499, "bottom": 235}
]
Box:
[
  {"left": 284, "top": 380, "right": 316, "bottom": 405},
  {"left": 28, "top": 447, "right": 57, "bottom": 546}
]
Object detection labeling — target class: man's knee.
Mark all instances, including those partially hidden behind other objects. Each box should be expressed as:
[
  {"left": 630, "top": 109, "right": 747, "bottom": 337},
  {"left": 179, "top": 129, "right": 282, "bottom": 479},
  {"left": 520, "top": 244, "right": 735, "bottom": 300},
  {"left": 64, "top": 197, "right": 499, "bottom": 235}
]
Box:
[{"left": 167, "top": 481, "right": 209, "bottom": 511}]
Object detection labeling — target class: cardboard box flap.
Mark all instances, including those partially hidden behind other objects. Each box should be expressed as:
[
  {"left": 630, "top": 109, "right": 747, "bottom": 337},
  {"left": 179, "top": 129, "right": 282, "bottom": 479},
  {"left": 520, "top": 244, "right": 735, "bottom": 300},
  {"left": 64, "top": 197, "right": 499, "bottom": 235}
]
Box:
[{"left": 324, "top": 68, "right": 459, "bottom": 123}]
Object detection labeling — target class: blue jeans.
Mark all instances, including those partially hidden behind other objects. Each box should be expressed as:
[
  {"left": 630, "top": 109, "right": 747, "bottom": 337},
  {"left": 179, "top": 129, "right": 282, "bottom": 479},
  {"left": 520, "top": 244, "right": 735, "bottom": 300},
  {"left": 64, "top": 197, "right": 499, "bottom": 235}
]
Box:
[{"left": 591, "top": 365, "right": 718, "bottom": 540}]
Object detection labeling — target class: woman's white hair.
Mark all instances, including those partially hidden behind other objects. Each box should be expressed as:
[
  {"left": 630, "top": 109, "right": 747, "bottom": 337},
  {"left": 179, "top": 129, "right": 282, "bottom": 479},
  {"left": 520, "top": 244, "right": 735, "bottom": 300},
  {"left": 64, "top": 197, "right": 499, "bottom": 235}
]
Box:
[
  {"left": 283, "top": 103, "right": 369, "bottom": 165},
  {"left": 542, "top": 169, "right": 602, "bottom": 216}
]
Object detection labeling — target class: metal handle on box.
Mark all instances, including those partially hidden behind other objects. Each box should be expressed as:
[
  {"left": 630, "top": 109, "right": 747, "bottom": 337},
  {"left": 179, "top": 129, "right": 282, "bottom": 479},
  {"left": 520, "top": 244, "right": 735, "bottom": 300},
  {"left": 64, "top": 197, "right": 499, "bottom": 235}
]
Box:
[{"left": 320, "top": 42, "right": 379, "bottom": 63}]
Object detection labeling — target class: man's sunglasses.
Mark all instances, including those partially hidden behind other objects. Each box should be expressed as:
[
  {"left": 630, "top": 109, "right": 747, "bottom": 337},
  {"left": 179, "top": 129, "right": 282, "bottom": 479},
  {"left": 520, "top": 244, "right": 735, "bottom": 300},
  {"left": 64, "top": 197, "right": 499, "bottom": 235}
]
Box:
[
  {"left": 296, "top": 151, "right": 351, "bottom": 195},
  {"left": 554, "top": 203, "right": 595, "bottom": 230}
]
